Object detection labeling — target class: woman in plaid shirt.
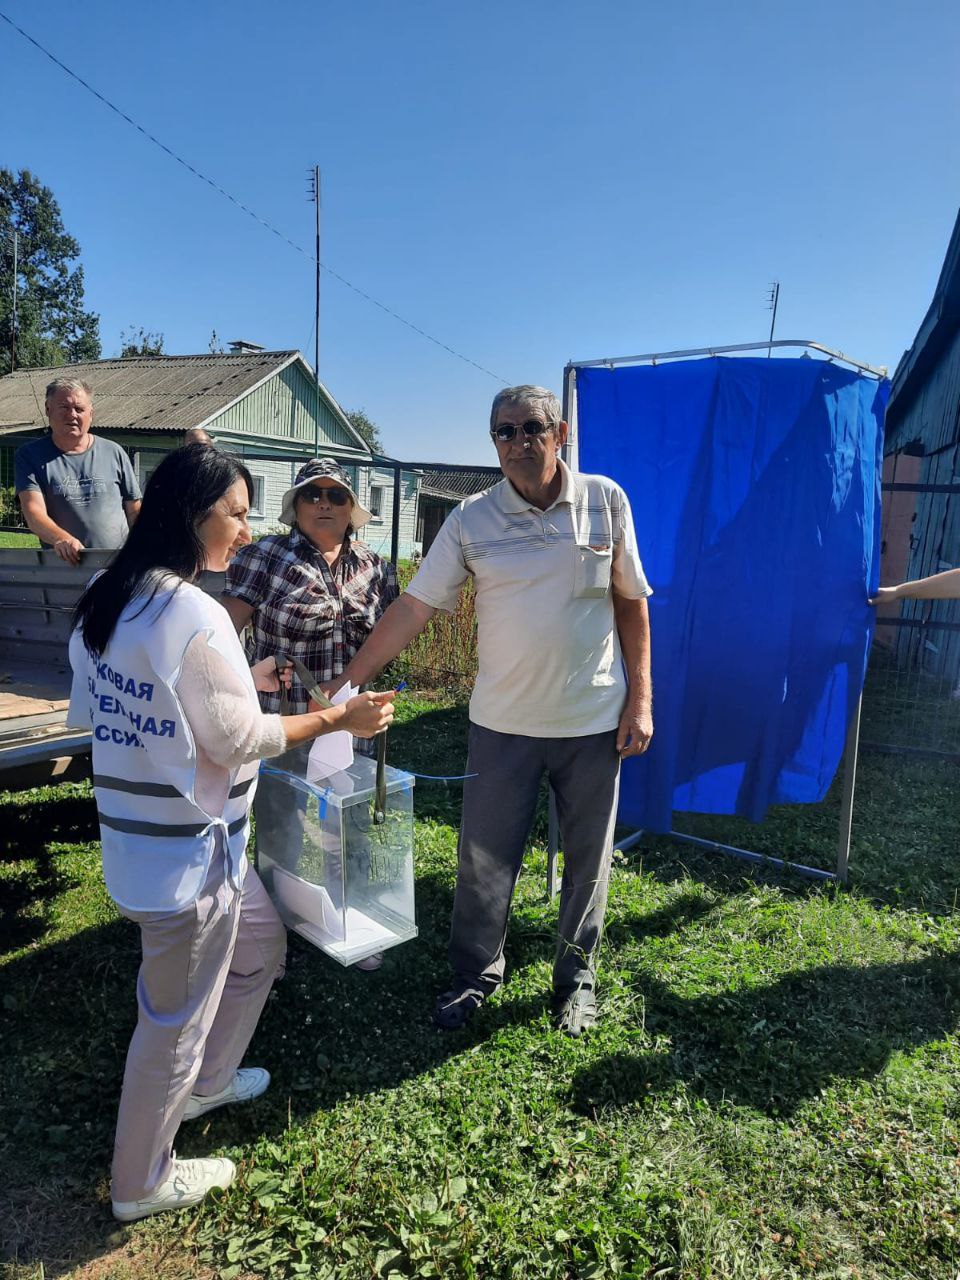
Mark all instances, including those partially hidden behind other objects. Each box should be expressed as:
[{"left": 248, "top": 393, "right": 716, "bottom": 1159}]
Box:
[
  {"left": 223, "top": 459, "right": 398, "bottom": 970},
  {"left": 223, "top": 458, "right": 397, "bottom": 711}
]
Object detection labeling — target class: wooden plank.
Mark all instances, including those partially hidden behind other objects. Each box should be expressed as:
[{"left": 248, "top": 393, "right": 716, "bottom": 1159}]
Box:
[
  {"left": 0, "top": 620, "right": 75, "bottom": 646},
  {"left": 0, "top": 740, "right": 91, "bottom": 792},
  {"left": 0, "top": 566, "right": 104, "bottom": 590},
  {"left": 0, "top": 554, "right": 226, "bottom": 777},
  {"left": 0, "top": 588, "right": 86, "bottom": 607},
  {"left": 0, "top": 693, "right": 70, "bottom": 720},
  {"left": 0, "top": 548, "right": 113, "bottom": 567},
  {"left": 0, "top": 713, "right": 70, "bottom": 744}
]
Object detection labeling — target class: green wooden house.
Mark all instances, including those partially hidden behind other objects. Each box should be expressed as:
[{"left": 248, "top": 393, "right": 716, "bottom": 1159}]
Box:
[{"left": 0, "top": 348, "right": 423, "bottom": 556}]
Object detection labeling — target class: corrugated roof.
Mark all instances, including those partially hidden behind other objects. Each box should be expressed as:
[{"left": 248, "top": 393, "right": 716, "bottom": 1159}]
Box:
[
  {"left": 415, "top": 463, "right": 502, "bottom": 500},
  {"left": 886, "top": 207, "right": 960, "bottom": 434},
  {"left": 0, "top": 350, "right": 305, "bottom": 433}
]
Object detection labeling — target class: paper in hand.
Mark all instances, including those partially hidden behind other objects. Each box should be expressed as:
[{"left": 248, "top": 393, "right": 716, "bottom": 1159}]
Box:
[{"left": 307, "top": 683, "right": 356, "bottom": 780}]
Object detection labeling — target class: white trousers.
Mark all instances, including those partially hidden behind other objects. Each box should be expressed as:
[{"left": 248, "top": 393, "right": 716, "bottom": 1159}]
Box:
[{"left": 111, "top": 839, "right": 286, "bottom": 1201}]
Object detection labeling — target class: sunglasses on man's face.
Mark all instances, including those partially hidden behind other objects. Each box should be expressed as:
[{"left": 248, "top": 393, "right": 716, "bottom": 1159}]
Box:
[
  {"left": 490, "top": 419, "right": 556, "bottom": 443},
  {"left": 300, "top": 485, "right": 351, "bottom": 506}
]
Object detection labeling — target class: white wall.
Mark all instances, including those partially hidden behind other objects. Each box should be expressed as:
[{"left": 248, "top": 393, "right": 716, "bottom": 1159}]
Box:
[
  {"left": 245, "top": 458, "right": 297, "bottom": 532},
  {"left": 355, "top": 466, "right": 421, "bottom": 563}
]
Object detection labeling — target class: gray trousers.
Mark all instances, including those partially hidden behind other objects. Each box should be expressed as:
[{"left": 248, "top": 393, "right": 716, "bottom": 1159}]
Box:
[
  {"left": 449, "top": 723, "right": 621, "bottom": 998},
  {"left": 111, "top": 839, "right": 286, "bottom": 1201}
]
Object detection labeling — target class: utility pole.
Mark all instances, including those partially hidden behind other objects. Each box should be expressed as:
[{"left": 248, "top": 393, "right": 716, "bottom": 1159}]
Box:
[
  {"left": 767, "top": 281, "right": 780, "bottom": 356},
  {"left": 307, "top": 166, "right": 321, "bottom": 456},
  {"left": 9, "top": 227, "right": 18, "bottom": 373}
]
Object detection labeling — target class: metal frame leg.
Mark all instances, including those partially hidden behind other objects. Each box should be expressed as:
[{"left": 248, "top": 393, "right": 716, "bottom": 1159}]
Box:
[
  {"left": 605, "top": 691, "right": 865, "bottom": 885},
  {"left": 547, "top": 786, "right": 560, "bottom": 899},
  {"left": 835, "top": 689, "right": 863, "bottom": 884}
]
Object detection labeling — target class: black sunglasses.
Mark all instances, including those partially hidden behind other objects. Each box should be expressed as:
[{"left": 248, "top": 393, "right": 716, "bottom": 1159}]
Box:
[
  {"left": 490, "top": 419, "right": 557, "bottom": 442},
  {"left": 299, "top": 485, "right": 351, "bottom": 506}
]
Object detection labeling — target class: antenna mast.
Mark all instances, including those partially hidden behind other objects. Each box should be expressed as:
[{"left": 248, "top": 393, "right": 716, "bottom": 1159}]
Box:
[
  {"left": 9, "top": 227, "right": 18, "bottom": 373},
  {"left": 307, "top": 166, "right": 321, "bottom": 455},
  {"left": 767, "top": 281, "right": 780, "bottom": 356}
]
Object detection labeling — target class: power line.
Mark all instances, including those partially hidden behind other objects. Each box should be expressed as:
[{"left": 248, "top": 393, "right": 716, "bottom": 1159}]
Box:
[{"left": 0, "top": 9, "right": 509, "bottom": 385}]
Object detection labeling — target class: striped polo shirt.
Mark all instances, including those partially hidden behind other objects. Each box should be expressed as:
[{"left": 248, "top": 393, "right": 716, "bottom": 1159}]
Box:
[{"left": 406, "top": 461, "right": 651, "bottom": 737}]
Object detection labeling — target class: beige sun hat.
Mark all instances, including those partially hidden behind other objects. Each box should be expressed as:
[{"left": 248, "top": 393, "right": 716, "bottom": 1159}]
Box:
[{"left": 279, "top": 458, "right": 373, "bottom": 529}]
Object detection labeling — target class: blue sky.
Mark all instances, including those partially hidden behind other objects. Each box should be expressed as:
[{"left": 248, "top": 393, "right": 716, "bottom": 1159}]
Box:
[{"left": 3, "top": 0, "right": 959, "bottom": 464}]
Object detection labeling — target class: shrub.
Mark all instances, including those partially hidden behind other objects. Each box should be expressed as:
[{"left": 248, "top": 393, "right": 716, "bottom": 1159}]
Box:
[
  {"left": 395, "top": 562, "right": 477, "bottom": 689},
  {"left": 0, "top": 486, "right": 26, "bottom": 529}
]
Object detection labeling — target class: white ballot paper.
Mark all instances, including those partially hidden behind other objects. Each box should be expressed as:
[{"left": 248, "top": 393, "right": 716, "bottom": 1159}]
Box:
[
  {"left": 272, "top": 866, "right": 345, "bottom": 939},
  {"left": 307, "top": 683, "right": 356, "bottom": 781},
  {"left": 272, "top": 867, "right": 396, "bottom": 956}
]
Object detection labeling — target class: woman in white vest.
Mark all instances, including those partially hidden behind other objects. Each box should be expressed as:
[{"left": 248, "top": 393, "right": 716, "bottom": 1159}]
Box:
[{"left": 69, "top": 444, "right": 394, "bottom": 1223}]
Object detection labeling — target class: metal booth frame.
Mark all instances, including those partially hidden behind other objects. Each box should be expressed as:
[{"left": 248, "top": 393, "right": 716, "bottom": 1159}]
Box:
[{"left": 546, "top": 340, "right": 889, "bottom": 895}]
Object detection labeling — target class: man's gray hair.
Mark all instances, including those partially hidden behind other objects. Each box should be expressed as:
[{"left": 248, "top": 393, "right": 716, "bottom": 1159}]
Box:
[
  {"left": 45, "top": 376, "right": 94, "bottom": 403},
  {"left": 183, "top": 427, "right": 215, "bottom": 446},
  {"left": 489, "top": 385, "right": 562, "bottom": 431}
]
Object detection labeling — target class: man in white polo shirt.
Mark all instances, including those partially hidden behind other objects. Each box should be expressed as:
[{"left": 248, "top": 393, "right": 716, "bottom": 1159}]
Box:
[{"left": 337, "top": 385, "right": 653, "bottom": 1036}]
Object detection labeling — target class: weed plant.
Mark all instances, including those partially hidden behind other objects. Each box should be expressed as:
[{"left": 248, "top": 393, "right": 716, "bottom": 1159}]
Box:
[{"left": 390, "top": 565, "right": 477, "bottom": 691}]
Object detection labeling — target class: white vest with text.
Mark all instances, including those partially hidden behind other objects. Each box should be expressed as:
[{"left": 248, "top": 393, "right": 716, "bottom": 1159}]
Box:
[{"left": 68, "top": 580, "right": 260, "bottom": 913}]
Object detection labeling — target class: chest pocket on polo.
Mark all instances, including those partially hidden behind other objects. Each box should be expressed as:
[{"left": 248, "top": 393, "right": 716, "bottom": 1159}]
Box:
[{"left": 573, "top": 543, "right": 613, "bottom": 598}]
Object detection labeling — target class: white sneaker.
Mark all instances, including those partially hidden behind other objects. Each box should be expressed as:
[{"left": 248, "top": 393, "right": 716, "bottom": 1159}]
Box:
[
  {"left": 112, "top": 1156, "right": 236, "bottom": 1221},
  {"left": 182, "top": 1067, "right": 270, "bottom": 1121}
]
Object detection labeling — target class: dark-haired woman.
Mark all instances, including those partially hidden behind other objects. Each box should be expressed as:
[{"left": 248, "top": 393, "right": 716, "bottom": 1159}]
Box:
[{"left": 68, "top": 444, "right": 394, "bottom": 1222}]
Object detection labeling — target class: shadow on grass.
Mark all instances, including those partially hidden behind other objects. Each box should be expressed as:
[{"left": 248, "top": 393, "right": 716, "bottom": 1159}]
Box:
[
  {"left": 5, "top": 704, "right": 956, "bottom": 1273},
  {"left": 603, "top": 888, "right": 721, "bottom": 947},
  {"left": 190, "top": 871, "right": 552, "bottom": 1135},
  {"left": 0, "top": 790, "right": 99, "bottom": 956},
  {"left": 5, "top": 859, "right": 960, "bottom": 1273},
  {"left": 572, "top": 948, "right": 960, "bottom": 1118},
  {"left": 0, "top": 791, "right": 99, "bottom": 860},
  {"left": 0, "top": 916, "right": 138, "bottom": 1274},
  {"left": 609, "top": 750, "right": 960, "bottom": 914},
  {"left": 0, "top": 869, "right": 551, "bottom": 1278}
]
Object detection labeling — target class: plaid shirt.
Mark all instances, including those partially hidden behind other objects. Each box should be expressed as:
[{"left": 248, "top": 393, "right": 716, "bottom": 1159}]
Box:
[{"left": 224, "top": 527, "right": 398, "bottom": 713}]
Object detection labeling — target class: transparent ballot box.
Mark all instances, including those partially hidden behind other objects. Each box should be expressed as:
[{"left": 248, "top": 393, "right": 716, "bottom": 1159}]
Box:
[{"left": 256, "top": 755, "right": 417, "bottom": 966}]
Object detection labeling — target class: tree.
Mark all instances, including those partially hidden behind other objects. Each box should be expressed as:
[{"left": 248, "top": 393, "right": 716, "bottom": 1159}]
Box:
[
  {"left": 0, "top": 168, "right": 101, "bottom": 376},
  {"left": 346, "top": 408, "right": 383, "bottom": 453},
  {"left": 119, "top": 326, "right": 165, "bottom": 357}
]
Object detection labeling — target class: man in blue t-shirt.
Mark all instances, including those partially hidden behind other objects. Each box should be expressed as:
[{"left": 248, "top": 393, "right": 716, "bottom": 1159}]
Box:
[{"left": 15, "top": 377, "right": 142, "bottom": 564}]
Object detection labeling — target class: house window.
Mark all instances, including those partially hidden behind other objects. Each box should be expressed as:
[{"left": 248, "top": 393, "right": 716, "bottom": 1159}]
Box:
[
  {"left": 369, "top": 485, "right": 384, "bottom": 518},
  {"left": 250, "top": 475, "right": 265, "bottom": 516}
]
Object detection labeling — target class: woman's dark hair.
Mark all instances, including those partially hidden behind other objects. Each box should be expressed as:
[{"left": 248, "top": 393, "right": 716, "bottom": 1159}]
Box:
[{"left": 74, "top": 444, "right": 253, "bottom": 655}]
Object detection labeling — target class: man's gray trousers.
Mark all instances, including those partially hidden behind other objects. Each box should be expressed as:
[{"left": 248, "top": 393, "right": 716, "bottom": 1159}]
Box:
[{"left": 449, "top": 723, "right": 621, "bottom": 999}]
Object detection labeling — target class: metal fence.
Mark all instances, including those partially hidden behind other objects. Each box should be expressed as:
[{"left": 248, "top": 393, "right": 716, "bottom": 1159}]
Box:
[
  {"left": 860, "top": 469, "right": 960, "bottom": 762},
  {"left": 861, "top": 616, "right": 960, "bottom": 760}
]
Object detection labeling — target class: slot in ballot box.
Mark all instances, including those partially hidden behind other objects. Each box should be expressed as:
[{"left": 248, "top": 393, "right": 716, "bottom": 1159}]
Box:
[{"left": 256, "top": 754, "right": 417, "bottom": 966}]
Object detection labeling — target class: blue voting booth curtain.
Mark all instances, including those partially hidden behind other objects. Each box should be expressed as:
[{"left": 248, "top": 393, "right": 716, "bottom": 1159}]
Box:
[{"left": 576, "top": 357, "right": 888, "bottom": 833}]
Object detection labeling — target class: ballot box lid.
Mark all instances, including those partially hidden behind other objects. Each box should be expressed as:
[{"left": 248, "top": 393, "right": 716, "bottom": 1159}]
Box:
[{"left": 305, "top": 752, "right": 414, "bottom": 805}]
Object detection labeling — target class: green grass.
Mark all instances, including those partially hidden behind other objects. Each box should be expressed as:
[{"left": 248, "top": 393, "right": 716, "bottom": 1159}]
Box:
[
  {"left": 2, "top": 696, "right": 959, "bottom": 1280},
  {"left": 0, "top": 530, "right": 38, "bottom": 548}
]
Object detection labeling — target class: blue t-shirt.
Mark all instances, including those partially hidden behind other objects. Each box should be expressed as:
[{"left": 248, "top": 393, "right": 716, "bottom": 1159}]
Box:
[{"left": 15, "top": 435, "right": 141, "bottom": 548}]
